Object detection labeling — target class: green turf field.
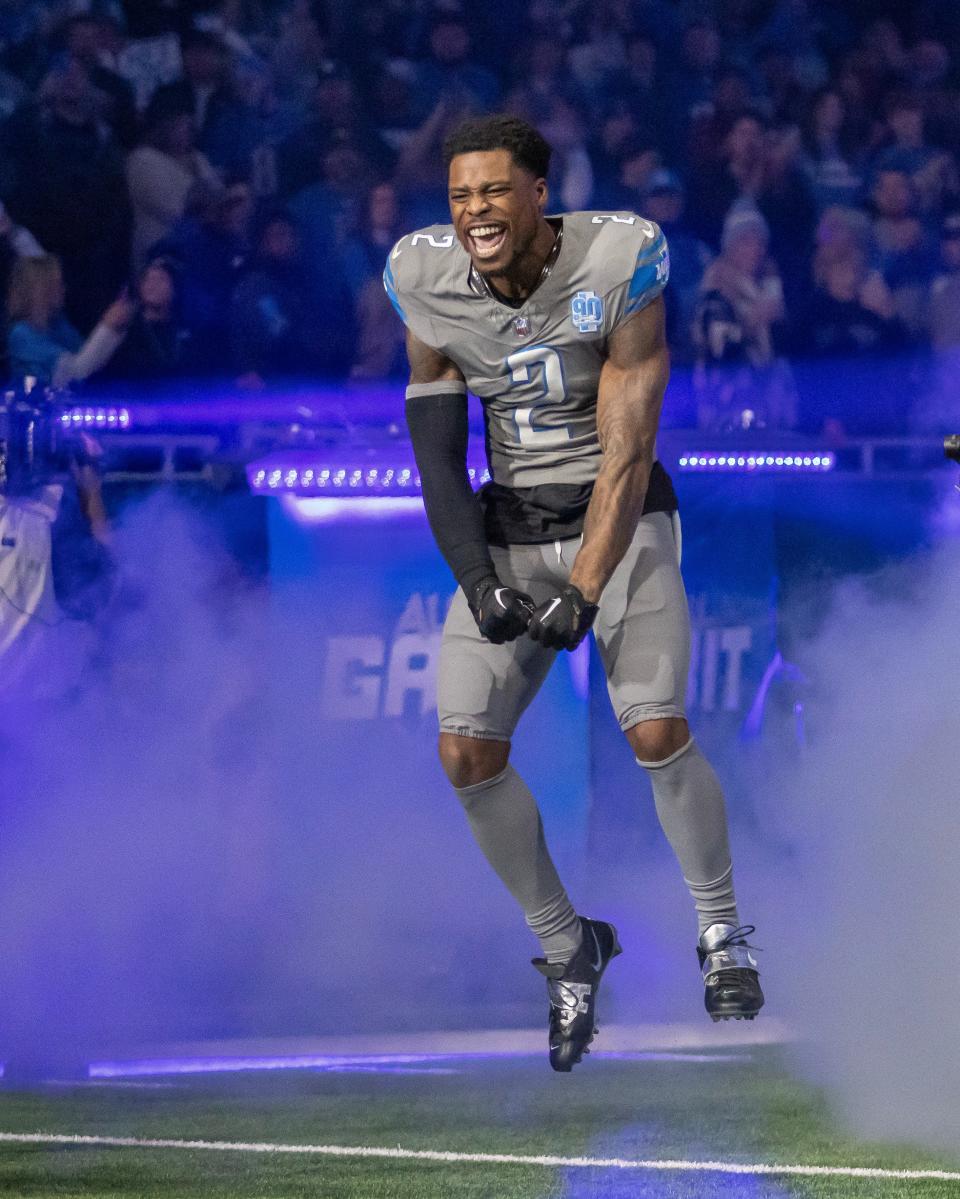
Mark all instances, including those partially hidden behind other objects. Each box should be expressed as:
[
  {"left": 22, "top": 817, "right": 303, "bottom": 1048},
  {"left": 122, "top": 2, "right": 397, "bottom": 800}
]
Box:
[{"left": 0, "top": 1045, "right": 957, "bottom": 1198}]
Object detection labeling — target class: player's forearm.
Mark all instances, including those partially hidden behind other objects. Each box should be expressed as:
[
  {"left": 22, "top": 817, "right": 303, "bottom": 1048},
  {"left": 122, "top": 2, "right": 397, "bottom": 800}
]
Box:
[
  {"left": 568, "top": 448, "right": 653, "bottom": 603},
  {"left": 405, "top": 390, "right": 497, "bottom": 595},
  {"left": 569, "top": 353, "right": 665, "bottom": 603}
]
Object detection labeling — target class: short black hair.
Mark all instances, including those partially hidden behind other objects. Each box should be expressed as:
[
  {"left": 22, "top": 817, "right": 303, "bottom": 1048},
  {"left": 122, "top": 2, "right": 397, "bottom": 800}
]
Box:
[{"left": 442, "top": 114, "right": 551, "bottom": 178}]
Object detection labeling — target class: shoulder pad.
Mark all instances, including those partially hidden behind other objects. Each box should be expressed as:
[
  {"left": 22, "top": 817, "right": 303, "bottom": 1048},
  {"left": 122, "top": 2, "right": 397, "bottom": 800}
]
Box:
[
  {"left": 573, "top": 211, "right": 664, "bottom": 293},
  {"left": 383, "top": 224, "right": 464, "bottom": 320}
]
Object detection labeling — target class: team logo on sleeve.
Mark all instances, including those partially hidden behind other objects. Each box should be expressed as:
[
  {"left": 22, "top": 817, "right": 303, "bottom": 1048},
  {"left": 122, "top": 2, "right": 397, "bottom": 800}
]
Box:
[{"left": 571, "top": 290, "right": 603, "bottom": 333}]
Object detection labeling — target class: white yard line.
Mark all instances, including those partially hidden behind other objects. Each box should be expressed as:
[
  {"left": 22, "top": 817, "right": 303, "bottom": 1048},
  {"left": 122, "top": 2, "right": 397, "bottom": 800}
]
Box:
[{"left": 0, "top": 1132, "right": 957, "bottom": 1182}]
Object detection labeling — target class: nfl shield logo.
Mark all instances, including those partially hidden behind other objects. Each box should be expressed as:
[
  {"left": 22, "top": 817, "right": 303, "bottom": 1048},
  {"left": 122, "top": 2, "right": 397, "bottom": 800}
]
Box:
[
  {"left": 571, "top": 290, "right": 603, "bottom": 333},
  {"left": 513, "top": 315, "right": 531, "bottom": 337}
]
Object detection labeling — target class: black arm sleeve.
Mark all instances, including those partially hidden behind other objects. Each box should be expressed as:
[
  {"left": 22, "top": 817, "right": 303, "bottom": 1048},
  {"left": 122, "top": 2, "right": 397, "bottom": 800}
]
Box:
[{"left": 405, "top": 383, "right": 496, "bottom": 597}]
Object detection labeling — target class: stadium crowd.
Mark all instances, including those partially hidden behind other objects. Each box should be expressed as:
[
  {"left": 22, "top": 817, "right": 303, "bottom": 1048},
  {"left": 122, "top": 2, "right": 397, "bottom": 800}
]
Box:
[{"left": 0, "top": 0, "right": 958, "bottom": 433}]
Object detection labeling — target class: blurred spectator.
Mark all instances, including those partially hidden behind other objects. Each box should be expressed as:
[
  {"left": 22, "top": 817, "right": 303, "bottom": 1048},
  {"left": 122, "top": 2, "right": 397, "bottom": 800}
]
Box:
[
  {"left": 126, "top": 92, "right": 220, "bottom": 271},
  {"left": 0, "top": 199, "right": 43, "bottom": 260},
  {"left": 641, "top": 170, "right": 712, "bottom": 363},
  {"left": 918, "top": 208, "right": 960, "bottom": 433},
  {"left": 149, "top": 28, "right": 243, "bottom": 159},
  {"left": 591, "top": 111, "right": 649, "bottom": 203},
  {"left": 699, "top": 208, "right": 787, "bottom": 362},
  {"left": 101, "top": 257, "right": 196, "bottom": 385},
  {"left": 0, "top": 200, "right": 43, "bottom": 370},
  {"left": 230, "top": 209, "right": 323, "bottom": 384},
  {"left": 341, "top": 183, "right": 403, "bottom": 305},
  {"left": 276, "top": 73, "right": 392, "bottom": 198},
  {"left": 667, "top": 19, "right": 723, "bottom": 132},
  {"left": 870, "top": 93, "right": 949, "bottom": 204},
  {"left": 760, "top": 123, "right": 818, "bottom": 305},
  {"left": 368, "top": 64, "right": 422, "bottom": 156},
  {"left": 686, "top": 68, "right": 755, "bottom": 173},
  {"left": 110, "top": 16, "right": 185, "bottom": 111},
  {"left": 6, "top": 255, "right": 133, "bottom": 387},
  {"left": 798, "top": 243, "right": 904, "bottom": 359},
  {"left": 870, "top": 167, "right": 939, "bottom": 337},
  {"left": 927, "top": 210, "right": 960, "bottom": 348},
  {"left": 269, "top": 0, "right": 340, "bottom": 113},
  {"left": 505, "top": 34, "right": 583, "bottom": 125},
  {"left": 811, "top": 205, "right": 893, "bottom": 315},
  {"left": 151, "top": 178, "right": 252, "bottom": 371},
  {"left": 0, "top": 60, "right": 131, "bottom": 330},
  {"left": 566, "top": 0, "right": 631, "bottom": 98},
  {"left": 801, "top": 88, "right": 865, "bottom": 212},
  {"left": 540, "top": 99, "right": 595, "bottom": 212},
  {"left": 392, "top": 96, "right": 467, "bottom": 227},
  {"left": 794, "top": 238, "right": 909, "bottom": 435},
  {"left": 411, "top": 16, "right": 499, "bottom": 123},
  {"left": 693, "top": 207, "right": 796, "bottom": 430},
  {"left": 756, "top": 46, "right": 807, "bottom": 127},
  {"left": 687, "top": 111, "right": 768, "bottom": 248},
  {"left": 350, "top": 274, "right": 406, "bottom": 381},
  {"left": 0, "top": 65, "right": 27, "bottom": 123},
  {"left": 870, "top": 91, "right": 960, "bottom": 223},
  {"left": 593, "top": 132, "right": 658, "bottom": 211},
  {"left": 604, "top": 34, "right": 672, "bottom": 144},
  {"left": 289, "top": 132, "right": 375, "bottom": 274},
  {"left": 61, "top": 13, "right": 137, "bottom": 148}
]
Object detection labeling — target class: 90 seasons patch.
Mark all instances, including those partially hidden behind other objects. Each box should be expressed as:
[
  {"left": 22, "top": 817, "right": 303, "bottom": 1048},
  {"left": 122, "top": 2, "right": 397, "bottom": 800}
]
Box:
[{"left": 571, "top": 290, "right": 603, "bottom": 333}]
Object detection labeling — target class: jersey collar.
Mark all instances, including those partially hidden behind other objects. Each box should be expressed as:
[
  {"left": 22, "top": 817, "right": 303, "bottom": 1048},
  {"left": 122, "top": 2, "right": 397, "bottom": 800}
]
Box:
[{"left": 467, "top": 217, "right": 563, "bottom": 310}]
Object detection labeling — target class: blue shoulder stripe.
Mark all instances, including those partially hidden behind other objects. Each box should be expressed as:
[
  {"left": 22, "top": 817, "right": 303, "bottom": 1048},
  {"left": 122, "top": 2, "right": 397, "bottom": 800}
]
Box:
[
  {"left": 383, "top": 256, "right": 405, "bottom": 320},
  {"left": 625, "top": 232, "right": 668, "bottom": 314}
]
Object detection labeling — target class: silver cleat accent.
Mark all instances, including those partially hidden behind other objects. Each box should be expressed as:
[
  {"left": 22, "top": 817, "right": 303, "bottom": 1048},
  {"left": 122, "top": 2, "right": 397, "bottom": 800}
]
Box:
[{"left": 698, "top": 923, "right": 760, "bottom": 983}]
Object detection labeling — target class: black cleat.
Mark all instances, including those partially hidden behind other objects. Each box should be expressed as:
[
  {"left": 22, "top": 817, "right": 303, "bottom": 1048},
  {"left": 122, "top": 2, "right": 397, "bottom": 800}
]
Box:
[
  {"left": 697, "top": 923, "right": 764, "bottom": 1021},
  {"left": 532, "top": 917, "right": 622, "bottom": 1072}
]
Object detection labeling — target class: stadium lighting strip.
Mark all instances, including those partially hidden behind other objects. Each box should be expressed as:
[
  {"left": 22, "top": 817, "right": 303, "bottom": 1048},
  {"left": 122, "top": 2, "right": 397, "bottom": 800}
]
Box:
[
  {"left": 678, "top": 452, "right": 835, "bottom": 473},
  {"left": 248, "top": 454, "right": 837, "bottom": 496},
  {"left": 248, "top": 464, "right": 492, "bottom": 496},
  {"left": 58, "top": 406, "right": 132, "bottom": 430}
]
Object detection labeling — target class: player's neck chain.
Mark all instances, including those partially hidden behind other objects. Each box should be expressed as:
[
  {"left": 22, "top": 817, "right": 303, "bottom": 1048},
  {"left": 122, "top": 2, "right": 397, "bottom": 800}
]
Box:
[{"left": 469, "top": 219, "right": 563, "bottom": 314}]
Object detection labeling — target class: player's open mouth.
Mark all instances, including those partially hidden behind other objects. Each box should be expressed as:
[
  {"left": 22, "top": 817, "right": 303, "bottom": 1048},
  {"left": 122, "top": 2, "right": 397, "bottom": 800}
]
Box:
[{"left": 467, "top": 224, "right": 507, "bottom": 259}]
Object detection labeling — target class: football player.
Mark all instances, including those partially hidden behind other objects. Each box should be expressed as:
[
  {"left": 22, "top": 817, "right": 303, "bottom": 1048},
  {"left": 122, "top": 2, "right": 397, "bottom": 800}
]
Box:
[{"left": 385, "top": 114, "right": 762, "bottom": 1071}]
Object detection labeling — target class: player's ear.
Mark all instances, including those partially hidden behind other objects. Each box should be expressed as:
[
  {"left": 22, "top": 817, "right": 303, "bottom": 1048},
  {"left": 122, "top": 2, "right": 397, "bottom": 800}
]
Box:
[{"left": 535, "top": 177, "right": 548, "bottom": 213}]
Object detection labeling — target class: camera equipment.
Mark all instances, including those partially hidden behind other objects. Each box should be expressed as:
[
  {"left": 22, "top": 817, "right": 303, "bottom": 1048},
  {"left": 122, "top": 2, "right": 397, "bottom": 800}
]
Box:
[
  {"left": 946, "top": 435, "right": 960, "bottom": 465},
  {"left": 0, "top": 387, "right": 91, "bottom": 496}
]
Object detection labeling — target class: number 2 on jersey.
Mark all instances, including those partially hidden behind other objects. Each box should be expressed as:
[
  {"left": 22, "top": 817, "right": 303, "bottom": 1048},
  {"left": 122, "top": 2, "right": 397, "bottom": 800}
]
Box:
[{"left": 506, "top": 345, "right": 571, "bottom": 448}]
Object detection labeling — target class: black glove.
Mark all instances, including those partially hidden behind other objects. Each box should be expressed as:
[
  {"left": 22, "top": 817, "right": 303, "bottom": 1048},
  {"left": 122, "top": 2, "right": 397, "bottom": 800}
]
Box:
[
  {"left": 468, "top": 577, "right": 535, "bottom": 644},
  {"left": 528, "top": 584, "right": 598, "bottom": 651}
]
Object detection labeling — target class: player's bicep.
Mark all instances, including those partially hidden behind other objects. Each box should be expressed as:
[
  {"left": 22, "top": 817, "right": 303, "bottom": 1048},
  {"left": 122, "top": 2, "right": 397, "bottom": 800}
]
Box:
[
  {"left": 405, "top": 328, "right": 465, "bottom": 387},
  {"left": 598, "top": 296, "right": 669, "bottom": 459}
]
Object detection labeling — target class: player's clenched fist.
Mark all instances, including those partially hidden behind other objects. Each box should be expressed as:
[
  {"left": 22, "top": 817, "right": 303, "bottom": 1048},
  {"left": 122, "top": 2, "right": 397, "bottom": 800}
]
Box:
[
  {"left": 528, "top": 584, "right": 599, "bottom": 651},
  {"left": 469, "top": 578, "right": 535, "bottom": 644}
]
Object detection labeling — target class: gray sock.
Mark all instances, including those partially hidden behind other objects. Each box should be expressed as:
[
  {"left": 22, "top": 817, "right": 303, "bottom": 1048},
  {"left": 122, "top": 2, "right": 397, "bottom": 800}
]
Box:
[
  {"left": 637, "top": 738, "right": 740, "bottom": 936},
  {"left": 455, "top": 764, "right": 582, "bottom": 964}
]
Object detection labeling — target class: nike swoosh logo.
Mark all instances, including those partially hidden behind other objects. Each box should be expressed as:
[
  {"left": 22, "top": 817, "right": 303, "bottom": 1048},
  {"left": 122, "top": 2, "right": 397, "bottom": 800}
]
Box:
[
  {"left": 590, "top": 926, "right": 603, "bottom": 972},
  {"left": 494, "top": 588, "right": 510, "bottom": 610},
  {"left": 541, "top": 596, "right": 562, "bottom": 621}
]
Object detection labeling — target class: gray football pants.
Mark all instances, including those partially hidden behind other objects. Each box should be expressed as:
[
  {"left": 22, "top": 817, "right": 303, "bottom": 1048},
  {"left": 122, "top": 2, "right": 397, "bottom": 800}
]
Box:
[{"left": 443, "top": 512, "right": 738, "bottom": 953}]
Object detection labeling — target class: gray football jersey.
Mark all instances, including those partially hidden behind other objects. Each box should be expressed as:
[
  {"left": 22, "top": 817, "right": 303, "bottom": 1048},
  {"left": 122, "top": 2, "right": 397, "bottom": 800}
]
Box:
[{"left": 385, "top": 212, "right": 669, "bottom": 488}]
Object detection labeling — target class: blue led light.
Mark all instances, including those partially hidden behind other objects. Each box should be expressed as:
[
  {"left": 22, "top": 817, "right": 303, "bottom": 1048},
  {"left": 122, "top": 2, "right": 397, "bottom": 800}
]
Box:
[
  {"left": 247, "top": 455, "right": 492, "bottom": 497},
  {"left": 677, "top": 451, "right": 835, "bottom": 473},
  {"left": 59, "top": 406, "right": 131, "bottom": 430}
]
